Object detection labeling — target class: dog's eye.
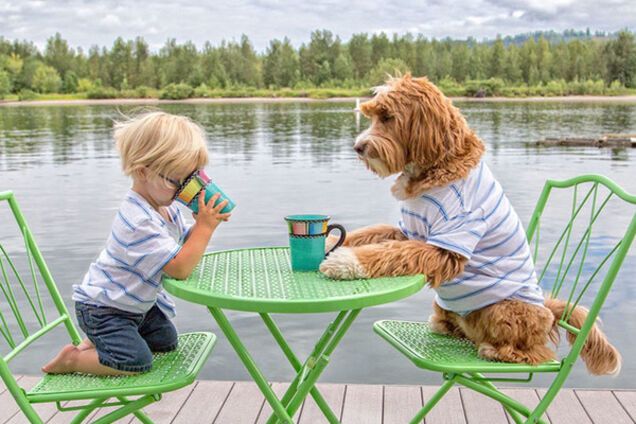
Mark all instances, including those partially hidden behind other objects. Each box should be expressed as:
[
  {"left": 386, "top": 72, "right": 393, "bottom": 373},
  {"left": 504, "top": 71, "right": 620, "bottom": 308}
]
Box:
[{"left": 379, "top": 113, "right": 393, "bottom": 123}]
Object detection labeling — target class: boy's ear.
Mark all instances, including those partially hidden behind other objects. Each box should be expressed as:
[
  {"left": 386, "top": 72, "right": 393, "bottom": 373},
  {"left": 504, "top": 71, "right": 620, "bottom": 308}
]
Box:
[{"left": 133, "top": 167, "right": 148, "bottom": 181}]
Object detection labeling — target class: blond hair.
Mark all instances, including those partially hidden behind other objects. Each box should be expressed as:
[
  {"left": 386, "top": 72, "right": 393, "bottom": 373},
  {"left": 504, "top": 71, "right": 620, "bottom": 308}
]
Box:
[{"left": 114, "top": 111, "right": 208, "bottom": 180}]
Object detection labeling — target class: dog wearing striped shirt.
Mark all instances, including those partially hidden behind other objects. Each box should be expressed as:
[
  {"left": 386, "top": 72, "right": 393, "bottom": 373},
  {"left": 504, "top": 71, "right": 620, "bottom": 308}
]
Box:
[{"left": 320, "top": 74, "right": 620, "bottom": 375}]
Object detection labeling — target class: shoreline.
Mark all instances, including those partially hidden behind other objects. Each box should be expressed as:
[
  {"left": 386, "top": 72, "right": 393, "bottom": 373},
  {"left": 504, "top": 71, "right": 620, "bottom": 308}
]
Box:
[{"left": 2, "top": 95, "right": 636, "bottom": 107}]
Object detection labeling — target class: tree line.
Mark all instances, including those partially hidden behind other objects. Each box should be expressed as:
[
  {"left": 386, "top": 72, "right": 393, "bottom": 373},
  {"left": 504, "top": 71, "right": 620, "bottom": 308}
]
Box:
[{"left": 0, "top": 30, "right": 635, "bottom": 99}]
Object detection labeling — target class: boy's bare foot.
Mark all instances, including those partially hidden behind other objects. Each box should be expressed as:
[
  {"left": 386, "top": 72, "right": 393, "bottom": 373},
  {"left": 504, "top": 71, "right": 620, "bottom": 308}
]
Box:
[
  {"left": 41, "top": 344, "right": 78, "bottom": 374},
  {"left": 77, "top": 338, "right": 94, "bottom": 351}
]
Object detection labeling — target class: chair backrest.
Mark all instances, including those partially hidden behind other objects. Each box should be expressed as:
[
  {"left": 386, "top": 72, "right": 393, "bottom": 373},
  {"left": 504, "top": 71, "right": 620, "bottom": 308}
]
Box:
[
  {"left": 525, "top": 175, "right": 636, "bottom": 360},
  {"left": 0, "top": 191, "right": 80, "bottom": 373}
]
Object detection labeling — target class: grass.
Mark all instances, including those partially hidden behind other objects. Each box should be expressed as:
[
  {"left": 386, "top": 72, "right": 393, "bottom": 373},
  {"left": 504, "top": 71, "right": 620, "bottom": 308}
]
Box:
[{"left": 3, "top": 84, "right": 636, "bottom": 103}]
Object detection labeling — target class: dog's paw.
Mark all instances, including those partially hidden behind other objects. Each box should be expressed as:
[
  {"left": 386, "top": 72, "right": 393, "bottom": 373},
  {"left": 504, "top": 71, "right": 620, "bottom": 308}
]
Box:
[
  {"left": 319, "top": 247, "right": 368, "bottom": 280},
  {"left": 477, "top": 343, "right": 498, "bottom": 360},
  {"left": 428, "top": 314, "right": 452, "bottom": 335}
]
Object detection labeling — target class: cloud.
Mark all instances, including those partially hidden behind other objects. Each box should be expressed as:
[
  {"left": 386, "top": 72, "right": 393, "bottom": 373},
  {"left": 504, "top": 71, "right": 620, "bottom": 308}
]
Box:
[{"left": 0, "top": 0, "right": 633, "bottom": 53}]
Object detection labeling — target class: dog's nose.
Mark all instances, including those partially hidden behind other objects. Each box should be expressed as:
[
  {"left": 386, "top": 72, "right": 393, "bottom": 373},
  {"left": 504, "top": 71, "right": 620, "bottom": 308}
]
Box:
[{"left": 354, "top": 142, "right": 367, "bottom": 155}]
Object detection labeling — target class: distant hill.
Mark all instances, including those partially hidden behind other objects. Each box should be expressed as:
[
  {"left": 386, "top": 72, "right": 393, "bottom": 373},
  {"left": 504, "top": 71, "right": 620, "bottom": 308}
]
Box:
[{"left": 491, "top": 29, "right": 633, "bottom": 46}]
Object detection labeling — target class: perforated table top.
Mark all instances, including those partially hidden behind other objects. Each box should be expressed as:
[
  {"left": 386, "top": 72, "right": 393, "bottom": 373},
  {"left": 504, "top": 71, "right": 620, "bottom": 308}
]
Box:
[{"left": 163, "top": 247, "right": 425, "bottom": 313}]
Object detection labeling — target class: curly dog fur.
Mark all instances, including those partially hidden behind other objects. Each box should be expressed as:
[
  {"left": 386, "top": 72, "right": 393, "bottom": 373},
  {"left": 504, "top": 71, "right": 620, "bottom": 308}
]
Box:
[{"left": 320, "top": 74, "right": 621, "bottom": 375}]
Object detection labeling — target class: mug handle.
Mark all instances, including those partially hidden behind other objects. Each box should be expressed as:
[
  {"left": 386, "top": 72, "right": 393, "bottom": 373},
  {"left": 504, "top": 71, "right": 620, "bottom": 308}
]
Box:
[{"left": 325, "top": 224, "right": 346, "bottom": 256}]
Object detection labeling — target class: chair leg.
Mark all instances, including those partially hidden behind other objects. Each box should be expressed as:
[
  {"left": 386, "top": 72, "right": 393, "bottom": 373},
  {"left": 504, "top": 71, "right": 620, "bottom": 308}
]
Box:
[
  {"left": 409, "top": 377, "right": 456, "bottom": 424},
  {"left": 468, "top": 373, "right": 527, "bottom": 424},
  {"left": 90, "top": 395, "right": 157, "bottom": 424},
  {"left": 454, "top": 375, "right": 549, "bottom": 424},
  {"left": 118, "top": 396, "right": 155, "bottom": 424},
  {"left": 69, "top": 397, "right": 109, "bottom": 424},
  {"left": 526, "top": 370, "right": 570, "bottom": 424}
]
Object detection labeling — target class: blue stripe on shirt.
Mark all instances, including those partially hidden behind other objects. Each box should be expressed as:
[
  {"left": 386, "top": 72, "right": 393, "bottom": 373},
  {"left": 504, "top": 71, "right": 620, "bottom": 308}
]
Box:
[
  {"left": 401, "top": 208, "right": 432, "bottom": 232},
  {"left": 473, "top": 221, "right": 521, "bottom": 254},
  {"left": 126, "top": 196, "right": 153, "bottom": 221},
  {"left": 420, "top": 195, "right": 449, "bottom": 221},
  {"left": 111, "top": 230, "right": 161, "bottom": 248},
  {"left": 439, "top": 255, "right": 531, "bottom": 302},
  {"left": 450, "top": 184, "right": 464, "bottom": 209},
  {"left": 426, "top": 237, "right": 473, "bottom": 257},
  {"left": 100, "top": 269, "right": 156, "bottom": 304},
  {"left": 117, "top": 211, "right": 136, "bottom": 231}
]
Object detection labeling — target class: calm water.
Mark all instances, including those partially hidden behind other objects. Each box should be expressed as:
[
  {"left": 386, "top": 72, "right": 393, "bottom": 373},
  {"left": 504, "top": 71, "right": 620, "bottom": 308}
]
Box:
[{"left": 1, "top": 100, "right": 635, "bottom": 388}]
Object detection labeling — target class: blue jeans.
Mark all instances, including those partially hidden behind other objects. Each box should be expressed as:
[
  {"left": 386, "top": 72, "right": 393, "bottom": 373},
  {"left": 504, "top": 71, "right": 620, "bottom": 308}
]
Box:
[{"left": 75, "top": 302, "right": 178, "bottom": 372}]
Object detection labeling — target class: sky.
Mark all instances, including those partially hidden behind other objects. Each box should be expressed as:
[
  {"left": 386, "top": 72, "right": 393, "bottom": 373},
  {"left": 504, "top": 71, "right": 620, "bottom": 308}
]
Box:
[{"left": 0, "top": 0, "right": 634, "bottom": 53}]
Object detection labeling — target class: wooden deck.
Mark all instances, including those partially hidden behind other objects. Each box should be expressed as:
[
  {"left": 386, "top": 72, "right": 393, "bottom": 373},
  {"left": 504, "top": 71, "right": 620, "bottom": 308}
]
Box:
[{"left": 2, "top": 376, "right": 636, "bottom": 423}]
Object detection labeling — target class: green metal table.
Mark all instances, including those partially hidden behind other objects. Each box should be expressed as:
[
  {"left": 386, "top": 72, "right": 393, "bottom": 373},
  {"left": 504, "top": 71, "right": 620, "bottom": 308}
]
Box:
[{"left": 163, "top": 247, "right": 425, "bottom": 424}]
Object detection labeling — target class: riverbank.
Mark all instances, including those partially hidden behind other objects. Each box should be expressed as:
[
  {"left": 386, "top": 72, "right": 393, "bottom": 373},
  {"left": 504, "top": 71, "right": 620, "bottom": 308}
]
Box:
[{"left": 2, "top": 95, "right": 636, "bottom": 107}]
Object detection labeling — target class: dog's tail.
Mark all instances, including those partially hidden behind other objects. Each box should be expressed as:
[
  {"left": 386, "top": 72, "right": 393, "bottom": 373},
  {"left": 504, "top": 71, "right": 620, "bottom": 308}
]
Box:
[{"left": 545, "top": 297, "right": 621, "bottom": 375}]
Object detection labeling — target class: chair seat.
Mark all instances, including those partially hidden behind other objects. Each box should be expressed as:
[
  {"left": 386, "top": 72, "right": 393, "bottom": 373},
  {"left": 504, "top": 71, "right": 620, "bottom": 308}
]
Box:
[
  {"left": 374, "top": 320, "right": 561, "bottom": 374},
  {"left": 27, "top": 332, "right": 216, "bottom": 403}
]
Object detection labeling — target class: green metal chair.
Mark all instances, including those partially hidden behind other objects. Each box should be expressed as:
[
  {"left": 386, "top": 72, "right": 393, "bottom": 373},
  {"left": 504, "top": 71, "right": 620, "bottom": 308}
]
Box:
[
  {"left": 0, "top": 190, "right": 217, "bottom": 423},
  {"left": 374, "top": 174, "right": 636, "bottom": 424}
]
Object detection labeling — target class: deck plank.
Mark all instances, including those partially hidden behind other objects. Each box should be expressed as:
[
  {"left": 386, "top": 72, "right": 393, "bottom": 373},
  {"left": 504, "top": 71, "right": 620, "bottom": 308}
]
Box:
[
  {"left": 460, "top": 387, "right": 509, "bottom": 424},
  {"left": 537, "top": 388, "right": 593, "bottom": 424},
  {"left": 575, "top": 390, "right": 633, "bottom": 424},
  {"left": 127, "top": 383, "right": 197, "bottom": 423},
  {"left": 255, "top": 383, "right": 293, "bottom": 424},
  {"left": 500, "top": 388, "right": 551, "bottom": 423},
  {"left": 297, "top": 383, "right": 345, "bottom": 424},
  {"left": 383, "top": 384, "right": 422, "bottom": 424},
  {"left": 340, "top": 384, "right": 383, "bottom": 424},
  {"left": 213, "top": 381, "right": 265, "bottom": 424},
  {"left": 421, "top": 386, "right": 466, "bottom": 424},
  {"left": 4, "top": 376, "right": 636, "bottom": 424},
  {"left": 4, "top": 376, "right": 61, "bottom": 424},
  {"left": 0, "top": 375, "right": 39, "bottom": 424},
  {"left": 171, "top": 380, "right": 234, "bottom": 424},
  {"left": 614, "top": 391, "right": 636, "bottom": 422}
]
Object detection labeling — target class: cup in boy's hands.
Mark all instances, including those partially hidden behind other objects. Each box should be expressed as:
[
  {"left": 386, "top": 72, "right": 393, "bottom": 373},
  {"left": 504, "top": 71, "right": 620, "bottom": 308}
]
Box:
[{"left": 174, "top": 169, "right": 236, "bottom": 214}]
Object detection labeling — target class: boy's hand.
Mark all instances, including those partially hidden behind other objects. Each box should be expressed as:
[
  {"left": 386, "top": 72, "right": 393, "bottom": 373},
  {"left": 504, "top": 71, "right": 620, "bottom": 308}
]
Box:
[{"left": 193, "top": 193, "right": 232, "bottom": 231}]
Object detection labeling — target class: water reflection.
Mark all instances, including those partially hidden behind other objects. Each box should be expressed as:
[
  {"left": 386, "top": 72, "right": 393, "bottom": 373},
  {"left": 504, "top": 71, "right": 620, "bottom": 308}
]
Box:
[{"left": 1, "top": 100, "right": 635, "bottom": 388}]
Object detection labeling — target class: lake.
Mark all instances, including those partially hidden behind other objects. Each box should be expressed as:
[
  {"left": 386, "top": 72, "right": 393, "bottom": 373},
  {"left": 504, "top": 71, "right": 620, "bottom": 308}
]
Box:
[{"left": 1, "top": 100, "right": 635, "bottom": 388}]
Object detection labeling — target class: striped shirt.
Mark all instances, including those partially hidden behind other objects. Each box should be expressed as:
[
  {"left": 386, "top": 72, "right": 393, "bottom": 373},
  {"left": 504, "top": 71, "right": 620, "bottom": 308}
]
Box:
[
  {"left": 72, "top": 190, "right": 191, "bottom": 318},
  {"left": 399, "top": 162, "right": 544, "bottom": 316}
]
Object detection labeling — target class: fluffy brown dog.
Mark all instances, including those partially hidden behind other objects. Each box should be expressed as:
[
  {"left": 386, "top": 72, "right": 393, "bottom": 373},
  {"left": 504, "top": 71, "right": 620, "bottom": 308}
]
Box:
[{"left": 320, "top": 74, "right": 620, "bottom": 375}]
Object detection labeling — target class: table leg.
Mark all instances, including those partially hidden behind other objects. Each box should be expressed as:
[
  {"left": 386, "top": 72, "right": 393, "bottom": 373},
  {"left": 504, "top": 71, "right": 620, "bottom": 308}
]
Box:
[
  {"left": 262, "top": 309, "right": 361, "bottom": 424},
  {"left": 208, "top": 307, "right": 295, "bottom": 424},
  {"left": 208, "top": 307, "right": 361, "bottom": 424}
]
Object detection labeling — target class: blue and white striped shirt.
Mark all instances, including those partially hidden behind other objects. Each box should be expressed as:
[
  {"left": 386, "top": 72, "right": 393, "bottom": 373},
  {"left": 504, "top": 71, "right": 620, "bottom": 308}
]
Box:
[
  {"left": 72, "top": 190, "right": 191, "bottom": 318},
  {"left": 399, "top": 162, "right": 544, "bottom": 316}
]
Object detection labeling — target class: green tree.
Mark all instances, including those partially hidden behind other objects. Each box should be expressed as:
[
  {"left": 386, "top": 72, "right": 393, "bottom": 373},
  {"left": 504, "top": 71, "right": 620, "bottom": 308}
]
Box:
[
  {"left": 489, "top": 37, "right": 505, "bottom": 79},
  {"left": 44, "top": 33, "right": 74, "bottom": 77},
  {"left": 371, "top": 33, "right": 391, "bottom": 63},
  {"left": 32, "top": 64, "right": 62, "bottom": 93},
  {"left": 333, "top": 52, "right": 354, "bottom": 81},
  {"left": 62, "top": 71, "right": 79, "bottom": 93},
  {"left": 263, "top": 38, "right": 299, "bottom": 88},
  {"left": 299, "top": 30, "right": 340, "bottom": 84},
  {"left": 348, "top": 34, "right": 372, "bottom": 79},
  {"left": 451, "top": 43, "right": 470, "bottom": 82},
  {"left": 109, "top": 37, "right": 134, "bottom": 89},
  {"left": 605, "top": 31, "right": 636, "bottom": 87},
  {"left": 368, "top": 58, "right": 410, "bottom": 86},
  {"left": 0, "top": 70, "right": 11, "bottom": 98}
]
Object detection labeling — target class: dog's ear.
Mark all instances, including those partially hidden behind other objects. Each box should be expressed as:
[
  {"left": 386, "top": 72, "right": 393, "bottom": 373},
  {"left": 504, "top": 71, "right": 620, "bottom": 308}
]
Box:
[
  {"left": 405, "top": 79, "right": 454, "bottom": 167},
  {"left": 359, "top": 99, "right": 376, "bottom": 118}
]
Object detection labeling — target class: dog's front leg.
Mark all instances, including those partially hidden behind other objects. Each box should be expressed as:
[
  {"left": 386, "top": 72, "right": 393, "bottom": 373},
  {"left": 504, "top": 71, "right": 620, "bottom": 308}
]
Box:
[
  {"left": 320, "top": 239, "right": 466, "bottom": 285},
  {"left": 326, "top": 224, "right": 407, "bottom": 251}
]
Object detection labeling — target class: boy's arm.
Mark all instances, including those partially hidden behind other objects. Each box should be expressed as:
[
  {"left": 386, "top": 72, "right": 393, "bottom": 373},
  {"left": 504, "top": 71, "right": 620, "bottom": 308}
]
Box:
[{"left": 163, "top": 194, "right": 230, "bottom": 280}]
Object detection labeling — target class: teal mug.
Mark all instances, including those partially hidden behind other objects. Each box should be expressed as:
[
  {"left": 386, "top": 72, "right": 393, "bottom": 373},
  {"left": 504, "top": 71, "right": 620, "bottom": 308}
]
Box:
[{"left": 285, "top": 215, "right": 346, "bottom": 272}]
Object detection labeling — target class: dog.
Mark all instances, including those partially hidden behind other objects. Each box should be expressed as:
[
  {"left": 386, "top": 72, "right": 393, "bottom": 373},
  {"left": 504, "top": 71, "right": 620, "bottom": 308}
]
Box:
[{"left": 319, "top": 74, "right": 621, "bottom": 375}]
